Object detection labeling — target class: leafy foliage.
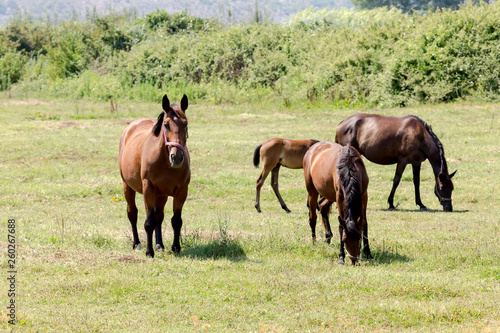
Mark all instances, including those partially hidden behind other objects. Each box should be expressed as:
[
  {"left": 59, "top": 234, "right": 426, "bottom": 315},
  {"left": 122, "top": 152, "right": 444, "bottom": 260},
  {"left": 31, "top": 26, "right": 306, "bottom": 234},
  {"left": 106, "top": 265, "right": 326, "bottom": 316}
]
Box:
[{"left": 1, "top": 3, "right": 499, "bottom": 107}]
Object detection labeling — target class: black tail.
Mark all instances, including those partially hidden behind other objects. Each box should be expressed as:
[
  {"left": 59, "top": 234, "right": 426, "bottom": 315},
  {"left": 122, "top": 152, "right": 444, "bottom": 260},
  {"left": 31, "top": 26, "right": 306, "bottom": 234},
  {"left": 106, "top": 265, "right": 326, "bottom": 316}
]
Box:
[{"left": 253, "top": 144, "right": 262, "bottom": 167}]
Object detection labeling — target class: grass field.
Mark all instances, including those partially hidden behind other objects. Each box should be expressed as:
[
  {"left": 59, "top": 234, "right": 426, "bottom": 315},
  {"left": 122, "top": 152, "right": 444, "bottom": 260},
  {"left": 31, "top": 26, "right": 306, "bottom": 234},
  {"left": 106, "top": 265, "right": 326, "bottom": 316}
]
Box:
[{"left": 0, "top": 98, "right": 499, "bottom": 332}]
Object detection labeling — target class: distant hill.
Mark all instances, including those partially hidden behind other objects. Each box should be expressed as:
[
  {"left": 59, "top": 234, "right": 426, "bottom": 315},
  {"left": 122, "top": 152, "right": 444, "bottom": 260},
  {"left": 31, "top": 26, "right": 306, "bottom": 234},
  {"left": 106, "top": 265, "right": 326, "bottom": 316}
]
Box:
[{"left": 0, "top": 0, "right": 353, "bottom": 25}]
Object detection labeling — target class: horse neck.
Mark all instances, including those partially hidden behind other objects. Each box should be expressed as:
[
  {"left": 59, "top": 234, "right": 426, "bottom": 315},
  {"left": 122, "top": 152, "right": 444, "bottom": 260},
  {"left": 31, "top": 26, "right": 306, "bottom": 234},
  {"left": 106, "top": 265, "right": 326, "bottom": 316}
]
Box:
[{"left": 426, "top": 136, "right": 448, "bottom": 178}]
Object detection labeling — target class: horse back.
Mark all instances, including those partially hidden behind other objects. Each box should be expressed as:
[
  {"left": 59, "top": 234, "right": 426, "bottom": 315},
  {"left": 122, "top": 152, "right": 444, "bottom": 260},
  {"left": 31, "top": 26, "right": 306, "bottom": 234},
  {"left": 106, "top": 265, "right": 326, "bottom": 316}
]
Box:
[
  {"left": 336, "top": 113, "right": 428, "bottom": 165},
  {"left": 303, "top": 141, "right": 343, "bottom": 202},
  {"left": 260, "top": 138, "right": 317, "bottom": 169}
]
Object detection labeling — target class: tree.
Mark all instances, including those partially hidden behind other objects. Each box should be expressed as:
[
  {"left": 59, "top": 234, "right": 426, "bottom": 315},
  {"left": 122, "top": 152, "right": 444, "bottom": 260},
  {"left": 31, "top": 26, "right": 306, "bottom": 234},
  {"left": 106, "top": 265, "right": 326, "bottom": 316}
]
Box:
[{"left": 351, "top": 0, "right": 463, "bottom": 13}]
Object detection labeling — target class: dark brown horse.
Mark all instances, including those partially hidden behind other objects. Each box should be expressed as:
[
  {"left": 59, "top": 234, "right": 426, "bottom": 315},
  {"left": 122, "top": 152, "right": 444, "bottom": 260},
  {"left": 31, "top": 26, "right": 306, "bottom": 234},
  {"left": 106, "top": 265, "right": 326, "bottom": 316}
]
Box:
[
  {"left": 335, "top": 113, "right": 456, "bottom": 212},
  {"left": 119, "top": 94, "right": 190, "bottom": 258},
  {"left": 303, "top": 142, "right": 372, "bottom": 265},
  {"left": 253, "top": 138, "right": 318, "bottom": 213}
]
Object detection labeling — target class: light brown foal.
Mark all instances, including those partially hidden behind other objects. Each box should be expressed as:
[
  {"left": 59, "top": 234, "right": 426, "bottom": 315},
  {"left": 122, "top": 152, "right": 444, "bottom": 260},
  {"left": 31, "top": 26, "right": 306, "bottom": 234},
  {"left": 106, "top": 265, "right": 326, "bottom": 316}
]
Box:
[{"left": 253, "top": 138, "right": 318, "bottom": 213}]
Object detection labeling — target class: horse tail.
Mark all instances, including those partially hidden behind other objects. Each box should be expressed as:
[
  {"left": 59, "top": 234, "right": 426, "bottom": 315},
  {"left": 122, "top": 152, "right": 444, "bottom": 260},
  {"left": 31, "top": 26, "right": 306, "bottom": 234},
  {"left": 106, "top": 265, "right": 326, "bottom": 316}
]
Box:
[
  {"left": 253, "top": 144, "right": 262, "bottom": 168},
  {"left": 152, "top": 112, "right": 165, "bottom": 137}
]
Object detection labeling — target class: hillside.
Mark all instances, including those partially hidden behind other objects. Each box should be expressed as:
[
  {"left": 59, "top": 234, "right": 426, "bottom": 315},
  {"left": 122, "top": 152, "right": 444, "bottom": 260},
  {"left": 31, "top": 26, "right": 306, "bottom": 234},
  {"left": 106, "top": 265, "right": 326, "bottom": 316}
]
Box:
[{"left": 0, "top": 0, "right": 353, "bottom": 25}]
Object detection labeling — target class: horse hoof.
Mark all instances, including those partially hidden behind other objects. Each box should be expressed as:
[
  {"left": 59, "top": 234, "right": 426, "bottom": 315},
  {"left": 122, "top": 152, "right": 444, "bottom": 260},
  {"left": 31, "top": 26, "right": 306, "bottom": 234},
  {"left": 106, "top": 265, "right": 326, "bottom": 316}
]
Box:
[
  {"left": 171, "top": 245, "right": 181, "bottom": 254},
  {"left": 419, "top": 206, "right": 428, "bottom": 211},
  {"left": 146, "top": 250, "right": 154, "bottom": 258},
  {"left": 388, "top": 206, "right": 396, "bottom": 211},
  {"left": 133, "top": 243, "right": 142, "bottom": 251},
  {"left": 338, "top": 259, "right": 345, "bottom": 265},
  {"left": 155, "top": 244, "right": 165, "bottom": 252},
  {"left": 255, "top": 206, "right": 262, "bottom": 213},
  {"left": 284, "top": 208, "right": 291, "bottom": 213}
]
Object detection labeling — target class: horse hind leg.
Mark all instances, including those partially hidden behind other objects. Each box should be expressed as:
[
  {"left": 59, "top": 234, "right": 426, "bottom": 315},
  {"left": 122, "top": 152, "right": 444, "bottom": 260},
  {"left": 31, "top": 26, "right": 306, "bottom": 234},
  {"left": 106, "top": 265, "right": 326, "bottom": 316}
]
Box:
[
  {"left": 271, "top": 164, "right": 291, "bottom": 213},
  {"left": 255, "top": 168, "right": 271, "bottom": 213},
  {"left": 123, "top": 182, "right": 141, "bottom": 250},
  {"left": 307, "top": 191, "right": 319, "bottom": 242}
]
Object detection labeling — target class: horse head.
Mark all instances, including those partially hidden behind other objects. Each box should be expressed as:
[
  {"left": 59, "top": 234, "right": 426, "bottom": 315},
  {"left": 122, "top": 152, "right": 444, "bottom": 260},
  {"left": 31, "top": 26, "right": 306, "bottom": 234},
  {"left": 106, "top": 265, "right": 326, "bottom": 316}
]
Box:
[
  {"left": 160, "top": 94, "right": 189, "bottom": 168},
  {"left": 338, "top": 216, "right": 363, "bottom": 265},
  {"left": 435, "top": 170, "right": 456, "bottom": 212}
]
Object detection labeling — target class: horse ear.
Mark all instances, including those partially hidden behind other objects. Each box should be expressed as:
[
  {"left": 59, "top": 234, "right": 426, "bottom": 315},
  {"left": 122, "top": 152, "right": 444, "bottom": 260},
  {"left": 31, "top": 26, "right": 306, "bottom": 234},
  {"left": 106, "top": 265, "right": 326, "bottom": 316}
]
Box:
[
  {"left": 162, "top": 94, "right": 170, "bottom": 111},
  {"left": 449, "top": 170, "right": 457, "bottom": 179},
  {"left": 338, "top": 216, "right": 346, "bottom": 227},
  {"left": 181, "top": 94, "right": 188, "bottom": 112}
]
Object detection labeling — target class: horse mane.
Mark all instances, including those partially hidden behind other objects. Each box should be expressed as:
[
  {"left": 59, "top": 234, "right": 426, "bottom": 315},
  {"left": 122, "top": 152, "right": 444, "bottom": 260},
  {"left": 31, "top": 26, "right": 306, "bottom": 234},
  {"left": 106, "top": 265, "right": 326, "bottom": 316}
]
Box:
[
  {"left": 411, "top": 115, "right": 449, "bottom": 174},
  {"left": 337, "top": 145, "right": 363, "bottom": 236},
  {"left": 152, "top": 112, "right": 165, "bottom": 137}
]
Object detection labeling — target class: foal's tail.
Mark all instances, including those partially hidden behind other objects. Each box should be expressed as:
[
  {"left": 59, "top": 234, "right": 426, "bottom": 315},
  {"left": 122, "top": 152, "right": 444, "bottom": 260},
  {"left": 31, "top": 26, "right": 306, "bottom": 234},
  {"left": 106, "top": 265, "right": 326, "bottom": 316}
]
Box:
[{"left": 253, "top": 144, "right": 262, "bottom": 168}]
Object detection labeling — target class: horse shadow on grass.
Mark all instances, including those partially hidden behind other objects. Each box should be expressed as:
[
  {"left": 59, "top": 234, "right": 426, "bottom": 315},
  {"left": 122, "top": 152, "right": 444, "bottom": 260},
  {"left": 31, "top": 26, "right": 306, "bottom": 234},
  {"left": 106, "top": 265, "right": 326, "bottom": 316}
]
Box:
[
  {"left": 376, "top": 205, "right": 469, "bottom": 213},
  {"left": 367, "top": 249, "right": 412, "bottom": 265},
  {"left": 180, "top": 238, "right": 247, "bottom": 262}
]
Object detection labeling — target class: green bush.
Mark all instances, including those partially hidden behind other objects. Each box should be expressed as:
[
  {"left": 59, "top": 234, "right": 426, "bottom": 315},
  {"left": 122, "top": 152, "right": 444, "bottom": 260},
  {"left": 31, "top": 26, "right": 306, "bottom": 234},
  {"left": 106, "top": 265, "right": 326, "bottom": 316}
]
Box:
[{"left": 1, "top": 3, "right": 499, "bottom": 107}]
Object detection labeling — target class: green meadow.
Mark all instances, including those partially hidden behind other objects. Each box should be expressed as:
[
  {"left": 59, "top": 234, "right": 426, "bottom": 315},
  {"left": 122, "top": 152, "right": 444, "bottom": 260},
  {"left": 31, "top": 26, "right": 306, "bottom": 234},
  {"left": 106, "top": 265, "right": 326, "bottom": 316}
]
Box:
[{"left": 0, "top": 99, "right": 498, "bottom": 331}]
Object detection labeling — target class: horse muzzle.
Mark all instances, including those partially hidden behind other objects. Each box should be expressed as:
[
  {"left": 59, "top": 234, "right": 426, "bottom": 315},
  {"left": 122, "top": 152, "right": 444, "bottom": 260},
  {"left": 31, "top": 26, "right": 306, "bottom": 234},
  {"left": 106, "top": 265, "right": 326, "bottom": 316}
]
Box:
[
  {"left": 166, "top": 142, "right": 186, "bottom": 168},
  {"left": 169, "top": 150, "right": 184, "bottom": 168},
  {"left": 442, "top": 202, "right": 453, "bottom": 212}
]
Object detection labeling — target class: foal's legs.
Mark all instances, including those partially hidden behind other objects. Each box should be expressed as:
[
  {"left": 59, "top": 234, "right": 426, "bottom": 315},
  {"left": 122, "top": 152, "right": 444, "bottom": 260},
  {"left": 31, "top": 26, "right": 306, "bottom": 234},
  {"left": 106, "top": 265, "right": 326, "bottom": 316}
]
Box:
[
  {"left": 123, "top": 182, "right": 140, "bottom": 250},
  {"left": 388, "top": 161, "right": 407, "bottom": 210},
  {"left": 154, "top": 196, "right": 168, "bottom": 252},
  {"left": 271, "top": 164, "right": 291, "bottom": 213},
  {"left": 255, "top": 168, "right": 271, "bottom": 213},
  {"left": 412, "top": 163, "right": 427, "bottom": 210}
]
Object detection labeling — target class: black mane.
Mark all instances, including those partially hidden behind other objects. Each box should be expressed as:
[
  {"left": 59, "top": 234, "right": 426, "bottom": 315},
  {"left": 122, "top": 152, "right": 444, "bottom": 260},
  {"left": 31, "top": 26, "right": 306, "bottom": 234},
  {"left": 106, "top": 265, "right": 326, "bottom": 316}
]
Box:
[
  {"left": 337, "top": 146, "right": 363, "bottom": 236},
  {"left": 152, "top": 112, "right": 165, "bottom": 137},
  {"left": 411, "top": 115, "right": 449, "bottom": 174}
]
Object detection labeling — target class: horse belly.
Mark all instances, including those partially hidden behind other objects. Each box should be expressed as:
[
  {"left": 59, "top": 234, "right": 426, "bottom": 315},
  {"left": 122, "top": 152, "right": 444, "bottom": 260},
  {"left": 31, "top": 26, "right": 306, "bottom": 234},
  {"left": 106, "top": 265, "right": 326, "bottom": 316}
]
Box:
[{"left": 280, "top": 153, "right": 304, "bottom": 169}]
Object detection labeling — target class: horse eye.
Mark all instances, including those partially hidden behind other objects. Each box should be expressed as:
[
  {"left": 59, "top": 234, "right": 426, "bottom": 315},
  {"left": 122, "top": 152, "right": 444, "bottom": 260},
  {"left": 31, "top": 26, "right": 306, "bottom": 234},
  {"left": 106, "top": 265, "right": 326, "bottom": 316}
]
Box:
[{"left": 164, "top": 122, "right": 170, "bottom": 131}]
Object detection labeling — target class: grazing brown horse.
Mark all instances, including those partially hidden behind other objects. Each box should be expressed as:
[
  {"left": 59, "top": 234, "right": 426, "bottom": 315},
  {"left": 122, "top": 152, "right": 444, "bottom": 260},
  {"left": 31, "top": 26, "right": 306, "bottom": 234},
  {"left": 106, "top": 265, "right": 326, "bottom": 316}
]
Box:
[
  {"left": 303, "top": 142, "right": 372, "bottom": 265},
  {"left": 119, "top": 94, "right": 190, "bottom": 258},
  {"left": 253, "top": 138, "right": 318, "bottom": 213},
  {"left": 335, "top": 113, "right": 456, "bottom": 212}
]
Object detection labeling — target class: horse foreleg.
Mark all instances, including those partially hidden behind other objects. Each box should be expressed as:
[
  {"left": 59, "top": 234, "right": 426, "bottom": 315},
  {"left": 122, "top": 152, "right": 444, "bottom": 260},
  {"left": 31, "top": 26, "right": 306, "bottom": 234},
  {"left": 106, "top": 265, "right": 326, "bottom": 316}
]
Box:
[
  {"left": 338, "top": 225, "right": 345, "bottom": 265},
  {"left": 171, "top": 189, "right": 187, "bottom": 254},
  {"left": 319, "top": 200, "right": 333, "bottom": 243},
  {"left": 143, "top": 180, "right": 157, "bottom": 258},
  {"left": 271, "top": 164, "right": 291, "bottom": 213},
  {"left": 388, "top": 162, "right": 407, "bottom": 210},
  {"left": 412, "top": 163, "right": 427, "bottom": 210},
  {"left": 255, "top": 169, "right": 270, "bottom": 213},
  {"left": 123, "top": 182, "right": 140, "bottom": 250},
  {"left": 154, "top": 196, "right": 168, "bottom": 252},
  {"left": 362, "top": 192, "right": 372, "bottom": 259}
]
